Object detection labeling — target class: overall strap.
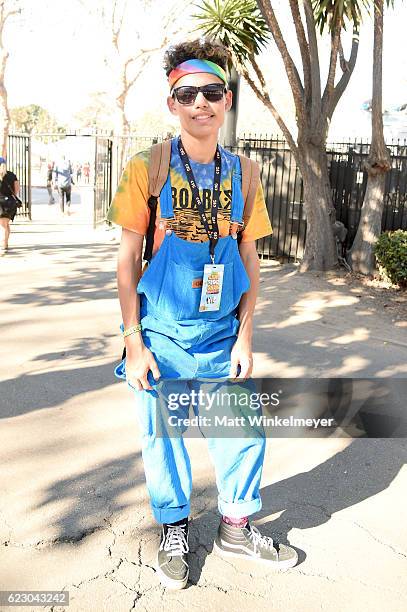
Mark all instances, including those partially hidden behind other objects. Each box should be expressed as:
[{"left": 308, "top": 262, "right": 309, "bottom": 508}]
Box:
[{"left": 143, "top": 139, "right": 172, "bottom": 263}]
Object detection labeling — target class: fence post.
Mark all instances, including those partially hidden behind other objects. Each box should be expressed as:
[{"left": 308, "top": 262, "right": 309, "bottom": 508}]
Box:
[
  {"left": 27, "top": 135, "right": 32, "bottom": 220},
  {"left": 93, "top": 135, "right": 98, "bottom": 229}
]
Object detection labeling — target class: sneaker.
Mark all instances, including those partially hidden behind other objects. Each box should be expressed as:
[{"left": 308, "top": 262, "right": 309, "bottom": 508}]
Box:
[
  {"left": 156, "top": 520, "right": 189, "bottom": 590},
  {"left": 214, "top": 520, "right": 298, "bottom": 569}
]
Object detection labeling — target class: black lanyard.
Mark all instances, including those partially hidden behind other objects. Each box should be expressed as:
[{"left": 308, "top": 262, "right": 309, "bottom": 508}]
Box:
[{"left": 177, "top": 137, "right": 221, "bottom": 263}]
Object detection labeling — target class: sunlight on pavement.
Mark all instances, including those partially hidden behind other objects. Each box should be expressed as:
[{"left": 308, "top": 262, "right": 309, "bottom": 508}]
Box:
[
  {"left": 331, "top": 328, "right": 370, "bottom": 344},
  {"left": 273, "top": 292, "right": 359, "bottom": 329},
  {"left": 327, "top": 356, "right": 371, "bottom": 376}
]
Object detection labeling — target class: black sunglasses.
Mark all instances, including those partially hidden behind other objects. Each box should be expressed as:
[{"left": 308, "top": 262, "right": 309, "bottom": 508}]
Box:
[{"left": 172, "top": 83, "right": 227, "bottom": 105}]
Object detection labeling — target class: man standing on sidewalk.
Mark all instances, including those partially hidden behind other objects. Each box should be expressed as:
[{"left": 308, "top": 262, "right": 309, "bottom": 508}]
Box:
[{"left": 107, "top": 39, "right": 298, "bottom": 590}]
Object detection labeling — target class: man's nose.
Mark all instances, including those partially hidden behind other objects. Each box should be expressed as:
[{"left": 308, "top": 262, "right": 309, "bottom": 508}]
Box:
[{"left": 194, "top": 91, "right": 209, "bottom": 107}]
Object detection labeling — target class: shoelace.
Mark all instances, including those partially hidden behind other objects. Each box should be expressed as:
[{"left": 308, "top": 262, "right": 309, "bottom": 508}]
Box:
[
  {"left": 248, "top": 525, "right": 276, "bottom": 553},
  {"left": 160, "top": 524, "right": 189, "bottom": 557}
]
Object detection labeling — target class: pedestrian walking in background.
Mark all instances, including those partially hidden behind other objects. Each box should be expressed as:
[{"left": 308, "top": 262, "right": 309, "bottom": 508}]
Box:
[
  {"left": 46, "top": 162, "right": 55, "bottom": 205},
  {"left": 76, "top": 163, "right": 82, "bottom": 184},
  {"left": 0, "top": 157, "right": 21, "bottom": 255},
  {"left": 82, "top": 161, "right": 90, "bottom": 184},
  {"left": 53, "top": 156, "right": 73, "bottom": 215}
]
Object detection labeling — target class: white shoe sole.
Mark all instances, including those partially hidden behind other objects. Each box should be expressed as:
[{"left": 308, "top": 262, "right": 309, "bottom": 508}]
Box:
[
  {"left": 213, "top": 539, "right": 298, "bottom": 570},
  {"left": 156, "top": 562, "right": 189, "bottom": 590}
]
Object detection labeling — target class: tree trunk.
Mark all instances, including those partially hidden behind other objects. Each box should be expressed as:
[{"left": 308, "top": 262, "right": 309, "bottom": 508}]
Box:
[
  {"left": 298, "top": 140, "right": 338, "bottom": 271},
  {"left": 115, "top": 95, "right": 130, "bottom": 174},
  {"left": 347, "top": 0, "right": 391, "bottom": 275},
  {"left": 221, "top": 65, "right": 240, "bottom": 146}
]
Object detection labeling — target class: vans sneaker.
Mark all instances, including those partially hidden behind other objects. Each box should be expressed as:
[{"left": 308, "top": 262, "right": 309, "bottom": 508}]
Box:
[
  {"left": 156, "top": 519, "right": 189, "bottom": 590},
  {"left": 214, "top": 519, "right": 298, "bottom": 569}
]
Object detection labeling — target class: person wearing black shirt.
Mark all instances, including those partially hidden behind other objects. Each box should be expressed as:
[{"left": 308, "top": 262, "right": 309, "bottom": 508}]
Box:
[{"left": 0, "top": 156, "right": 20, "bottom": 255}]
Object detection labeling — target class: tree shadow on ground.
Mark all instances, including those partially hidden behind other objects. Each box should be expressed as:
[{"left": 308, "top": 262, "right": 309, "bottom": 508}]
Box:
[
  {"left": 252, "top": 265, "right": 407, "bottom": 378},
  {"left": 186, "top": 438, "right": 407, "bottom": 585},
  {"left": 0, "top": 360, "right": 120, "bottom": 418},
  {"left": 30, "top": 452, "right": 145, "bottom": 543}
]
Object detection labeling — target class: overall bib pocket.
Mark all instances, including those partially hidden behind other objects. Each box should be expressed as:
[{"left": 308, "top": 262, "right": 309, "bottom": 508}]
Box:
[{"left": 175, "top": 260, "right": 235, "bottom": 320}]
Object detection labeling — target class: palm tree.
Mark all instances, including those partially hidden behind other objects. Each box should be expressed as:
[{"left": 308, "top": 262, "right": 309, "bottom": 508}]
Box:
[
  {"left": 193, "top": 0, "right": 271, "bottom": 145},
  {"left": 194, "top": 0, "right": 362, "bottom": 271},
  {"left": 347, "top": 0, "right": 393, "bottom": 275}
]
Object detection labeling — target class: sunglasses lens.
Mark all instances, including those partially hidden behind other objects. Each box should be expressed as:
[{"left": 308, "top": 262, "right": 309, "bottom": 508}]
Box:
[
  {"left": 174, "top": 84, "right": 226, "bottom": 105},
  {"left": 202, "top": 89, "right": 224, "bottom": 102},
  {"left": 175, "top": 87, "right": 197, "bottom": 104}
]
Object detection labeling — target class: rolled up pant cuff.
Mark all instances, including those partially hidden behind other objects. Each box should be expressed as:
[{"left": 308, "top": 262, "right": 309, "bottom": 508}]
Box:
[
  {"left": 152, "top": 503, "right": 190, "bottom": 525},
  {"left": 218, "top": 496, "right": 262, "bottom": 519}
]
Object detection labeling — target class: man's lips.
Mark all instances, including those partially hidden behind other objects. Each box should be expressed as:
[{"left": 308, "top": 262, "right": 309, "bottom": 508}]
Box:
[{"left": 192, "top": 114, "right": 214, "bottom": 121}]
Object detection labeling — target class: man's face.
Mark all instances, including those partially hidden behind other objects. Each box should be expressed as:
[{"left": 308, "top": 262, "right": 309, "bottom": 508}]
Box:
[{"left": 167, "top": 72, "right": 232, "bottom": 138}]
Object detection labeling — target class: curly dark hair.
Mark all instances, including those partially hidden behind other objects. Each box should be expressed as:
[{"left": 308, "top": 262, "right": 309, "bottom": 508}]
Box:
[{"left": 163, "top": 38, "right": 231, "bottom": 76}]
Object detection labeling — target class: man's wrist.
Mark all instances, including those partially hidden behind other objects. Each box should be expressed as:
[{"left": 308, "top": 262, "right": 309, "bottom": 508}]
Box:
[
  {"left": 237, "top": 318, "right": 253, "bottom": 341},
  {"left": 125, "top": 333, "right": 144, "bottom": 352}
]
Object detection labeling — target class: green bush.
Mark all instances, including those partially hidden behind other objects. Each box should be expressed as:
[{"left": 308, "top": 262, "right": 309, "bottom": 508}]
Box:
[{"left": 374, "top": 230, "right": 407, "bottom": 288}]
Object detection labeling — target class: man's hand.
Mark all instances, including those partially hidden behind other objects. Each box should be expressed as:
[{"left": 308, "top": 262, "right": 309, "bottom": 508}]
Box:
[
  {"left": 229, "top": 336, "right": 253, "bottom": 380},
  {"left": 125, "top": 335, "right": 161, "bottom": 391}
]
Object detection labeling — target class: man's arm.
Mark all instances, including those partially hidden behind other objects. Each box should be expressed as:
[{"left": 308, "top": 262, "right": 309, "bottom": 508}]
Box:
[
  {"left": 117, "top": 229, "right": 161, "bottom": 391},
  {"left": 229, "top": 240, "right": 260, "bottom": 378},
  {"left": 13, "top": 180, "right": 20, "bottom": 196}
]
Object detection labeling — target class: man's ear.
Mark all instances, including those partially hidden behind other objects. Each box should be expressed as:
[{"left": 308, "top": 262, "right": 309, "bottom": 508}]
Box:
[
  {"left": 167, "top": 95, "right": 178, "bottom": 116},
  {"left": 225, "top": 89, "right": 233, "bottom": 112}
]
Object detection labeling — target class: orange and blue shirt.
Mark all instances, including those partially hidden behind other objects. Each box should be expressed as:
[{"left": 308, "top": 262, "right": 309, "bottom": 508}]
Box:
[{"left": 107, "top": 139, "right": 272, "bottom": 254}]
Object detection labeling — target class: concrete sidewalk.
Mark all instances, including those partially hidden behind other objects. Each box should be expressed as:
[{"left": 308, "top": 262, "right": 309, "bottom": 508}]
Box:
[{"left": 0, "top": 218, "right": 406, "bottom": 612}]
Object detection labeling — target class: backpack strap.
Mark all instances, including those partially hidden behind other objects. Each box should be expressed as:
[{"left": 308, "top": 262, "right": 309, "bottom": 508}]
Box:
[
  {"left": 143, "top": 139, "right": 172, "bottom": 263},
  {"left": 148, "top": 139, "right": 172, "bottom": 197},
  {"left": 238, "top": 154, "right": 260, "bottom": 228}
]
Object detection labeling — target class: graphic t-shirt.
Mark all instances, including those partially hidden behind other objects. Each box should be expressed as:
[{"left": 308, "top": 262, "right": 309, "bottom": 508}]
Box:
[{"left": 107, "top": 138, "right": 272, "bottom": 254}]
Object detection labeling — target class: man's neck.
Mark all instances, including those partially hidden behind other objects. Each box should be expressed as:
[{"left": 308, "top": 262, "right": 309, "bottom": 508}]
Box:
[{"left": 179, "top": 130, "right": 219, "bottom": 164}]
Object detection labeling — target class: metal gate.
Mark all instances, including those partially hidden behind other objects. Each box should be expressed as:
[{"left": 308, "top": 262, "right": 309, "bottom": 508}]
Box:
[
  {"left": 94, "top": 136, "right": 113, "bottom": 227},
  {"left": 7, "top": 134, "right": 31, "bottom": 219}
]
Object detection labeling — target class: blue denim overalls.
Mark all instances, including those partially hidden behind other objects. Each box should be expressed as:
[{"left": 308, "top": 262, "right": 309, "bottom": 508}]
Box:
[{"left": 114, "top": 146, "right": 266, "bottom": 524}]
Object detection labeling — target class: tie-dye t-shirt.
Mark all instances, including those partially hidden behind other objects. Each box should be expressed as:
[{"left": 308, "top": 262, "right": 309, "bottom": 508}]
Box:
[{"left": 107, "top": 138, "right": 272, "bottom": 254}]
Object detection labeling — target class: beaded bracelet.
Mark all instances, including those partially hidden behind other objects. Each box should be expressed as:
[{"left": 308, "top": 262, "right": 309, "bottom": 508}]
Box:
[{"left": 123, "top": 323, "right": 142, "bottom": 338}]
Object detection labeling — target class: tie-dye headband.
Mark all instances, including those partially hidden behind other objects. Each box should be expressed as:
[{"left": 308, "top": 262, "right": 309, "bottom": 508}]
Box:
[{"left": 168, "top": 59, "right": 227, "bottom": 90}]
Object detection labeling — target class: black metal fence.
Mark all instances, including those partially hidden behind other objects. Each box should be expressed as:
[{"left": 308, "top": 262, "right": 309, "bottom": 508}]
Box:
[
  {"left": 114, "top": 134, "right": 164, "bottom": 186},
  {"left": 94, "top": 136, "right": 113, "bottom": 226},
  {"left": 230, "top": 135, "right": 407, "bottom": 260},
  {"left": 6, "top": 134, "right": 31, "bottom": 219},
  {"left": 112, "top": 134, "right": 407, "bottom": 261},
  {"left": 12, "top": 129, "right": 404, "bottom": 261}
]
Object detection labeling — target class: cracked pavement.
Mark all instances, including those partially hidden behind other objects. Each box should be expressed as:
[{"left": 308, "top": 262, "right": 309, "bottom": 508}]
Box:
[{"left": 0, "top": 218, "right": 406, "bottom": 611}]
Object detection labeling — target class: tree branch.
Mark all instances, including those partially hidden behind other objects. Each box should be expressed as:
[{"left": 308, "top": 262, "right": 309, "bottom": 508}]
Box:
[
  {"left": 116, "top": 0, "right": 128, "bottom": 38},
  {"left": 239, "top": 61, "right": 299, "bottom": 163},
  {"left": 126, "top": 55, "right": 151, "bottom": 91},
  {"left": 257, "top": 0, "right": 305, "bottom": 122},
  {"left": 326, "top": 26, "right": 359, "bottom": 120},
  {"left": 303, "top": 0, "right": 321, "bottom": 125},
  {"left": 288, "top": 0, "right": 311, "bottom": 113},
  {"left": 249, "top": 53, "right": 267, "bottom": 90},
  {"left": 4, "top": 9, "right": 21, "bottom": 21},
  {"left": 321, "top": 20, "right": 341, "bottom": 116}
]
